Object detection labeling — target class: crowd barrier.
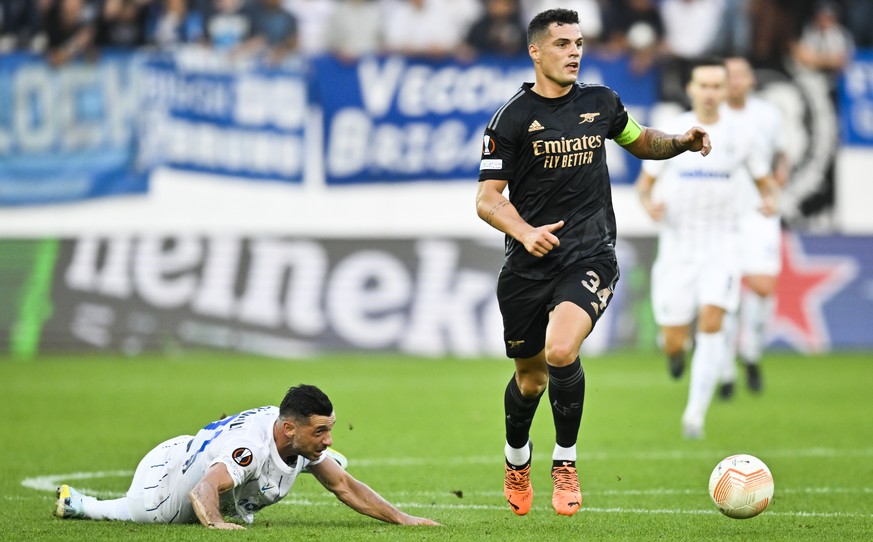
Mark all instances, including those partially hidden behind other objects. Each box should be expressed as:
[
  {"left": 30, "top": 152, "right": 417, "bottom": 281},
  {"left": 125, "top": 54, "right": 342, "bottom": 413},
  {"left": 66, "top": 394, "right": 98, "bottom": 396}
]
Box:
[{"left": 2, "top": 232, "right": 870, "bottom": 358}]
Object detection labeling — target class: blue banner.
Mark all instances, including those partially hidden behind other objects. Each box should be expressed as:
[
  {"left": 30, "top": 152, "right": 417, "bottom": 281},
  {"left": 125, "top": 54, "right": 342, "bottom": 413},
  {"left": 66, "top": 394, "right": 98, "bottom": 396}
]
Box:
[
  {"left": 0, "top": 51, "right": 148, "bottom": 205},
  {"left": 840, "top": 49, "right": 873, "bottom": 146},
  {"left": 0, "top": 50, "right": 668, "bottom": 204},
  {"left": 138, "top": 52, "right": 306, "bottom": 183},
  {"left": 312, "top": 53, "right": 657, "bottom": 185}
]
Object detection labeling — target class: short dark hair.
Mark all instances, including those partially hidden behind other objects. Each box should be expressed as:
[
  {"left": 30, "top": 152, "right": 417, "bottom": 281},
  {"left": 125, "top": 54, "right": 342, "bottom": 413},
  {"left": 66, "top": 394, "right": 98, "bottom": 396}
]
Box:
[
  {"left": 691, "top": 56, "right": 727, "bottom": 73},
  {"left": 527, "top": 8, "right": 579, "bottom": 45},
  {"left": 279, "top": 384, "right": 333, "bottom": 421}
]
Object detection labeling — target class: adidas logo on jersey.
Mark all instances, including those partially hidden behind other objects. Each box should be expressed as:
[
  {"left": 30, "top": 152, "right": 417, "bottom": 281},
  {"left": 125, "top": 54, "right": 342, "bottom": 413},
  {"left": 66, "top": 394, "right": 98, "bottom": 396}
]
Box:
[{"left": 528, "top": 120, "right": 545, "bottom": 132}]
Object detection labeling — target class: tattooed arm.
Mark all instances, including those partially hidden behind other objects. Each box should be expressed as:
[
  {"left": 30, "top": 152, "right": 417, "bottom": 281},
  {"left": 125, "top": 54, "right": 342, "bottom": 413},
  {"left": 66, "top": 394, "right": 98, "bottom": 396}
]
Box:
[
  {"left": 476, "top": 180, "right": 565, "bottom": 258},
  {"left": 622, "top": 126, "right": 711, "bottom": 160}
]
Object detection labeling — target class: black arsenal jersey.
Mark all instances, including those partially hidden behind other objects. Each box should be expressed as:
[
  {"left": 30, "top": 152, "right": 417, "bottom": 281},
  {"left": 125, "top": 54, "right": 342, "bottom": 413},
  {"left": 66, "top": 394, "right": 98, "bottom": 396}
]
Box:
[{"left": 479, "top": 82, "right": 629, "bottom": 280}]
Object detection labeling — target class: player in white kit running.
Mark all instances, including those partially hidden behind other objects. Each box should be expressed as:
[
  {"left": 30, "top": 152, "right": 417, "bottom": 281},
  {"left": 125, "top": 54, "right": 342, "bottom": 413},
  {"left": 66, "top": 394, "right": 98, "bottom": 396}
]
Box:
[
  {"left": 717, "top": 56, "right": 789, "bottom": 398},
  {"left": 635, "top": 58, "right": 777, "bottom": 439},
  {"left": 55, "top": 385, "right": 439, "bottom": 529}
]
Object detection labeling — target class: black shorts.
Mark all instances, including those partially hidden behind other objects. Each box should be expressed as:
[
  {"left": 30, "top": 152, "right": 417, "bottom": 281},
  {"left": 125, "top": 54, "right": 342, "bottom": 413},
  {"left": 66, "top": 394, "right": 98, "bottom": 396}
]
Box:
[{"left": 496, "top": 257, "right": 620, "bottom": 359}]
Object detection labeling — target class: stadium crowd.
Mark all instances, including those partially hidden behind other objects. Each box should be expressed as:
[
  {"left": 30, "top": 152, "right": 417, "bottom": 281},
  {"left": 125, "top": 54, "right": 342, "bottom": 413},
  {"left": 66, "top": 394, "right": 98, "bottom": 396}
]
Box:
[{"left": 0, "top": 0, "right": 865, "bottom": 85}]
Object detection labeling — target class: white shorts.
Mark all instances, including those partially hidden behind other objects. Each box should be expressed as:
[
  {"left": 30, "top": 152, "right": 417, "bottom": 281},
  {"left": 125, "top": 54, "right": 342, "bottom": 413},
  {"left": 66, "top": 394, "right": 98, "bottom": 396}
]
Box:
[
  {"left": 126, "top": 435, "right": 198, "bottom": 524},
  {"left": 738, "top": 212, "right": 782, "bottom": 276},
  {"left": 651, "top": 256, "right": 741, "bottom": 326}
]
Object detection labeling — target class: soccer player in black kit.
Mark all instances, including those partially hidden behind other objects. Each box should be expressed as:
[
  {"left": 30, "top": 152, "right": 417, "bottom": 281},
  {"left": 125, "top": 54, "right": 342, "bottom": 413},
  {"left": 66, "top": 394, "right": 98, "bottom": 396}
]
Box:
[{"left": 476, "top": 8, "right": 712, "bottom": 517}]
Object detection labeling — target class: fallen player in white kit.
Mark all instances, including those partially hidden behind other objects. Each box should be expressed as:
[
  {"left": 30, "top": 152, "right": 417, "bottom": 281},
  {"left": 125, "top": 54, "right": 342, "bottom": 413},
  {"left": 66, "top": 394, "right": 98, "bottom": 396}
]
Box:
[{"left": 54, "top": 384, "right": 439, "bottom": 529}]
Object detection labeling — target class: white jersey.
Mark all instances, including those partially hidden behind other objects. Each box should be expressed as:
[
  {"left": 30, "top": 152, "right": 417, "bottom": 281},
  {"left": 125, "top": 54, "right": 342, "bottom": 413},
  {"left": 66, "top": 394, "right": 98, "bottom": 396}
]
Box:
[
  {"left": 643, "top": 110, "right": 769, "bottom": 263},
  {"left": 127, "top": 406, "right": 325, "bottom": 525},
  {"left": 722, "top": 97, "right": 784, "bottom": 275},
  {"left": 721, "top": 96, "right": 784, "bottom": 211}
]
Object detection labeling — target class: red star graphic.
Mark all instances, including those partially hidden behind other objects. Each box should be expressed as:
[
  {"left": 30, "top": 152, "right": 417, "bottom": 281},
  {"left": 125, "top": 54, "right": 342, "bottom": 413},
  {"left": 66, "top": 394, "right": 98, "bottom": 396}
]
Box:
[{"left": 771, "top": 232, "right": 857, "bottom": 352}]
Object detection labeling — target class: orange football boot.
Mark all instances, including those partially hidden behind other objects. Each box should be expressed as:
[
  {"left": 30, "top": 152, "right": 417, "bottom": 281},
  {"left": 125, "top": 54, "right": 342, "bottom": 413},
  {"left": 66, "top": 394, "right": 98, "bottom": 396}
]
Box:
[
  {"left": 551, "top": 462, "right": 582, "bottom": 516},
  {"left": 504, "top": 461, "right": 533, "bottom": 515}
]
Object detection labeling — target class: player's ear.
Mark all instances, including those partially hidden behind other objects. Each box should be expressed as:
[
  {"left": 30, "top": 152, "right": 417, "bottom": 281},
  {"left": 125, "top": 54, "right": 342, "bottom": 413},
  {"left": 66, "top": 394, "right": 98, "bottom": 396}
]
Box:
[
  {"left": 529, "top": 43, "right": 539, "bottom": 63},
  {"left": 282, "top": 417, "right": 296, "bottom": 437}
]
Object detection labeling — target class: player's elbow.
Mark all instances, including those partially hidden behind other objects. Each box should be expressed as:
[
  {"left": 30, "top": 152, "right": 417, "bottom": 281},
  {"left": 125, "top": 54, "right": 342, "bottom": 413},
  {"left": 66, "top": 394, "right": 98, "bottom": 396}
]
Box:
[
  {"left": 476, "top": 181, "right": 508, "bottom": 219},
  {"left": 475, "top": 191, "right": 493, "bottom": 223},
  {"left": 189, "top": 480, "right": 211, "bottom": 504},
  {"left": 476, "top": 205, "right": 491, "bottom": 224}
]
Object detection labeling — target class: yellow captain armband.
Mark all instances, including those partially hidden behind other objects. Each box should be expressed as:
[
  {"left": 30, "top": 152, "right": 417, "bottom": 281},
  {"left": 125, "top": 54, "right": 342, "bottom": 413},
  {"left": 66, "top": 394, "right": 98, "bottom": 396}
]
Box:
[{"left": 614, "top": 113, "right": 643, "bottom": 146}]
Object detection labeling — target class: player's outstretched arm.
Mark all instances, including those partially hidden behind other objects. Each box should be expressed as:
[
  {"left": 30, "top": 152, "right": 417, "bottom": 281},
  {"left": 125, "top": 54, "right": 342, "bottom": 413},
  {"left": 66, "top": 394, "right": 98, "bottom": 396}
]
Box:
[
  {"left": 309, "top": 458, "right": 440, "bottom": 526},
  {"left": 476, "top": 180, "right": 564, "bottom": 257},
  {"left": 189, "top": 463, "right": 245, "bottom": 530},
  {"left": 622, "top": 126, "right": 712, "bottom": 160}
]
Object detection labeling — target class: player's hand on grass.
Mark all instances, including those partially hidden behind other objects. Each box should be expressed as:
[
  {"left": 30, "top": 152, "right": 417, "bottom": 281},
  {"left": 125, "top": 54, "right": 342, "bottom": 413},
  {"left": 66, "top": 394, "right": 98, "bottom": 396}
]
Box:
[
  {"left": 400, "top": 514, "right": 442, "bottom": 526},
  {"left": 208, "top": 521, "right": 245, "bottom": 530},
  {"left": 677, "top": 126, "right": 712, "bottom": 157},
  {"left": 522, "top": 220, "right": 564, "bottom": 257}
]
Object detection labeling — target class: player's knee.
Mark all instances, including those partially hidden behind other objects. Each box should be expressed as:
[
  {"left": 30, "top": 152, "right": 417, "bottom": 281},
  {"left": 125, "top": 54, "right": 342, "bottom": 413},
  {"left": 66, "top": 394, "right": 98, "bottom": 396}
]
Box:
[
  {"left": 544, "top": 343, "right": 578, "bottom": 367},
  {"left": 662, "top": 333, "right": 687, "bottom": 356},
  {"left": 751, "top": 284, "right": 775, "bottom": 297},
  {"left": 698, "top": 319, "right": 722, "bottom": 333},
  {"left": 746, "top": 275, "right": 777, "bottom": 297},
  {"left": 517, "top": 375, "right": 547, "bottom": 397},
  {"left": 697, "top": 313, "right": 722, "bottom": 333},
  {"left": 698, "top": 305, "right": 725, "bottom": 333}
]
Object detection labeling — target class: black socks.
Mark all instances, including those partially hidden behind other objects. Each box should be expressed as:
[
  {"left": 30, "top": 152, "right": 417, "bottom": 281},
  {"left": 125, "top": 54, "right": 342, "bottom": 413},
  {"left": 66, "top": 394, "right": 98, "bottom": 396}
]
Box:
[
  {"left": 504, "top": 374, "right": 543, "bottom": 449},
  {"left": 504, "top": 357, "right": 586, "bottom": 450},
  {"left": 548, "top": 357, "right": 585, "bottom": 448}
]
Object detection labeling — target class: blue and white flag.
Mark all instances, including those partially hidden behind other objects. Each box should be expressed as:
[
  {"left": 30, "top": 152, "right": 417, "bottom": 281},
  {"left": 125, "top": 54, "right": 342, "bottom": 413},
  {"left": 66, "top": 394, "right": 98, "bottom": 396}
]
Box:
[
  {"left": 0, "top": 51, "right": 148, "bottom": 205},
  {"left": 312, "top": 53, "right": 657, "bottom": 185}
]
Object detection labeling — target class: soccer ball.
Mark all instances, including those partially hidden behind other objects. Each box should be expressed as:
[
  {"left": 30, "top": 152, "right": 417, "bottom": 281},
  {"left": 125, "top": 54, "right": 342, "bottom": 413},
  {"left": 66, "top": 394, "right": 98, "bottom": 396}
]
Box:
[{"left": 708, "top": 454, "right": 774, "bottom": 519}]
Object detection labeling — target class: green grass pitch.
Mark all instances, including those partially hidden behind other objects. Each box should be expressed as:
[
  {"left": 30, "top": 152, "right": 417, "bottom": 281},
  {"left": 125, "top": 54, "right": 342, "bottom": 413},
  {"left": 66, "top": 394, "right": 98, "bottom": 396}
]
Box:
[{"left": 1, "top": 351, "right": 871, "bottom": 541}]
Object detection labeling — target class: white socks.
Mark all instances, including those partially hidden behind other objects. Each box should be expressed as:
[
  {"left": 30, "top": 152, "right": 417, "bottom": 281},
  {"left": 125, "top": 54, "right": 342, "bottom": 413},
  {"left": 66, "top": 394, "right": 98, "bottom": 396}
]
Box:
[
  {"left": 82, "top": 496, "right": 133, "bottom": 521},
  {"left": 683, "top": 330, "right": 725, "bottom": 429},
  {"left": 722, "top": 291, "right": 774, "bottom": 385},
  {"left": 721, "top": 311, "right": 739, "bottom": 383},
  {"left": 739, "top": 291, "right": 774, "bottom": 364},
  {"left": 505, "top": 440, "right": 531, "bottom": 466},
  {"left": 553, "top": 444, "right": 576, "bottom": 462},
  {"left": 505, "top": 441, "right": 577, "bottom": 465}
]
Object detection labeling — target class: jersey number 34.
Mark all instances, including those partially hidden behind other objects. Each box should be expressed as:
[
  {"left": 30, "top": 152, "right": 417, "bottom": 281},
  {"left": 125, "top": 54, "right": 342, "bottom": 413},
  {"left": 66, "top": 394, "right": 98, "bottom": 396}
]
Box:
[{"left": 581, "top": 270, "right": 613, "bottom": 316}]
